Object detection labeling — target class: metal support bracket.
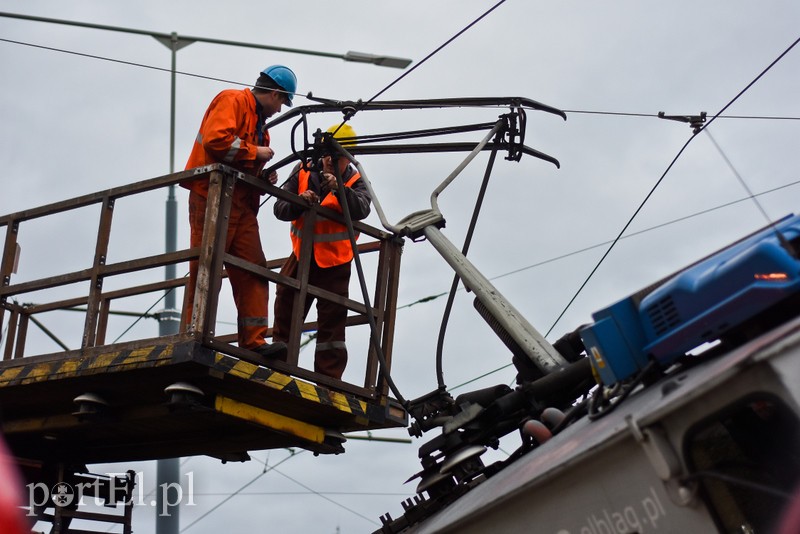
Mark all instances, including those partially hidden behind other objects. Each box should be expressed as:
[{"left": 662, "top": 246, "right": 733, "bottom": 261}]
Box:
[{"left": 658, "top": 111, "right": 707, "bottom": 134}]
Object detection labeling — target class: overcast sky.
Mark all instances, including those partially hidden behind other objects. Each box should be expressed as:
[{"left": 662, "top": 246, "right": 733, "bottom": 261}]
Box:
[{"left": 2, "top": 1, "right": 800, "bottom": 532}]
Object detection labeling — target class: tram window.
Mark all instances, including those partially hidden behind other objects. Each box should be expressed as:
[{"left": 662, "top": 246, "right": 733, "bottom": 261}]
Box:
[{"left": 685, "top": 395, "right": 800, "bottom": 533}]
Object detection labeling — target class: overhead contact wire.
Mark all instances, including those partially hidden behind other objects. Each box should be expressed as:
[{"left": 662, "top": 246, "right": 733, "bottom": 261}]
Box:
[
  {"left": 4, "top": 37, "right": 800, "bottom": 122},
  {"left": 364, "top": 0, "right": 507, "bottom": 104},
  {"left": 397, "top": 177, "right": 800, "bottom": 311},
  {"left": 0, "top": 37, "right": 304, "bottom": 101},
  {"left": 544, "top": 34, "right": 800, "bottom": 338},
  {"left": 180, "top": 450, "right": 306, "bottom": 532}
]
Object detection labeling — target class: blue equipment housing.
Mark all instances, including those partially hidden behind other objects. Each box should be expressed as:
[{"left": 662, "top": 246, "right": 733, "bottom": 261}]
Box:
[{"left": 581, "top": 213, "right": 800, "bottom": 386}]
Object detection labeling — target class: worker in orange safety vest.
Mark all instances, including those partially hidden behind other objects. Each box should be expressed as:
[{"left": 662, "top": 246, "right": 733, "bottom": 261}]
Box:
[
  {"left": 182, "top": 65, "right": 297, "bottom": 359},
  {"left": 272, "top": 124, "right": 371, "bottom": 379}
]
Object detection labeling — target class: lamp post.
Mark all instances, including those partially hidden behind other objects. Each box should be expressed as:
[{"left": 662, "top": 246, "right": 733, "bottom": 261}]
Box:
[
  {"left": 0, "top": 11, "right": 413, "bottom": 534},
  {"left": 152, "top": 33, "right": 192, "bottom": 532},
  {"left": 0, "top": 12, "right": 412, "bottom": 69}
]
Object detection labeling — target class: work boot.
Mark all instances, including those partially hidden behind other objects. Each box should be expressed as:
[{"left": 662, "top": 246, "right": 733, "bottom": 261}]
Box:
[{"left": 253, "top": 342, "right": 288, "bottom": 360}]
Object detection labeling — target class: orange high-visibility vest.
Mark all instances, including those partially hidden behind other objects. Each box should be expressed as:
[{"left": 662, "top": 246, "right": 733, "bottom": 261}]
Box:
[{"left": 290, "top": 169, "right": 361, "bottom": 268}]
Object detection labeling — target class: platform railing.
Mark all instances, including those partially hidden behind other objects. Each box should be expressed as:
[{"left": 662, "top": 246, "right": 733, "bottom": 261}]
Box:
[{"left": 0, "top": 164, "right": 402, "bottom": 398}]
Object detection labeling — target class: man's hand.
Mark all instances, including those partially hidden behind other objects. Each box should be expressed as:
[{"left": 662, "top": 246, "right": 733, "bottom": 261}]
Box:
[
  {"left": 299, "top": 190, "right": 319, "bottom": 205},
  {"left": 322, "top": 172, "right": 338, "bottom": 191},
  {"left": 257, "top": 146, "right": 275, "bottom": 162},
  {"left": 263, "top": 170, "right": 278, "bottom": 185}
]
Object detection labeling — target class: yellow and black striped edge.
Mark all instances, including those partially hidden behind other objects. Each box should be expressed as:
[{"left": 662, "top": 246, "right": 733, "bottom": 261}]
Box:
[
  {"left": 210, "top": 352, "right": 377, "bottom": 423},
  {"left": 0, "top": 344, "right": 177, "bottom": 387},
  {"left": 0, "top": 342, "right": 405, "bottom": 426}
]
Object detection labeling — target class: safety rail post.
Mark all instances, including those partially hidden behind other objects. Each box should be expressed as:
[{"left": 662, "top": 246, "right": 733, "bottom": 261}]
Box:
[
  {"left": 13, "top": 310, "right": 29, "bottom": 361},
  {"left": 364, "top": 237, "right": 390, "bottom": 390},
  {"left": 190, "top": 169, "right": 235, "bottom": 344},
  {"left": 285, "top": 210, "right": 317, "bottom": 366},
  {"left": 366, "top": 237, "right": 403, "bottom": 393},
  {"left": 81, "top": 195, "right": 116, "bottom": 349},
  {"left": 0, "top": 219, "right": 20, "bottom": 344},
  {"left": 95, "top": 295, "right": 112, "bottom": 346},
  {"left": 2, "top": 301, "right": 21, "bottom": 361}
]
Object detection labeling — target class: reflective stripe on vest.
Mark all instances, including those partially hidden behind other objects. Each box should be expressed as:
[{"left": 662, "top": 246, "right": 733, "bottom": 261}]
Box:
[
  {"left": 225, "top": 137, "right": 242, "bottom": 163},
  {"left": 193, "top": 131, "right": 239, "bottom": 163},
  {"left": 290, "top": 169, "right": 361, "bottom": 268}
]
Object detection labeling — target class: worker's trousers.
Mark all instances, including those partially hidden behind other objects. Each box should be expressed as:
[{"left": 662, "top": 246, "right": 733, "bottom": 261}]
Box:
[
  {"left": 272, "top": 253, "right": 351, "bottom": 379},
  {"left": 185, "top": 192, "right": 270, "bottom": 350}
]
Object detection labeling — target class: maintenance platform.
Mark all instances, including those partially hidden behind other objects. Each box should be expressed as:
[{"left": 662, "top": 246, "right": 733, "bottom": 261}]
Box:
[{"left": 0, "top": 165, "right": 408, "bottom": 471}]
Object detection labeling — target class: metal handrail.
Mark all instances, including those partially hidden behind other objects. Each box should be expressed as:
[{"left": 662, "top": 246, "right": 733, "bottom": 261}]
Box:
[{"left": 0, "top": 165, "right": 401, "bottom": 396}]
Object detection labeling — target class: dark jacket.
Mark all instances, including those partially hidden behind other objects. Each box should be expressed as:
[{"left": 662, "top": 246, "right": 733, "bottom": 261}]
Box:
[{"left": 273, "top": 162, "right": 372, "bottom": 222}]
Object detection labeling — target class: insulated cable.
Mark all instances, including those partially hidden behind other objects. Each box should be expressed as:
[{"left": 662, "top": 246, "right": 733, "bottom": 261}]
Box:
[{"left": 434, "top": 131, "right": 501, "bottom": 389}]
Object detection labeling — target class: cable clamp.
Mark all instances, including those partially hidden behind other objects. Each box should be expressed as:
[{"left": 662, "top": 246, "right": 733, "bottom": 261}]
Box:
[{"left": 657, "top": 111, "right": 707, "bottom": 134}]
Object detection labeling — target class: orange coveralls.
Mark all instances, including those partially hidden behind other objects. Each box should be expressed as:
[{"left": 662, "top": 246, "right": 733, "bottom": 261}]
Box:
[{"left": 182, "top": 88, "right": 271, "bottom": 350}]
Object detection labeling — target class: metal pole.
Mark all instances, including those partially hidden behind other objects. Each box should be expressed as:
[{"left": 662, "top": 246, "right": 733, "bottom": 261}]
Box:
[
  {"left": 155, "top": 458, "right": 180, "bottom": 534},
  {"left": 156, "top": 33, "right": 182, "bottom": 534},
  {"left": 169, "top": 32, "right": 178, "bottom": 175}
]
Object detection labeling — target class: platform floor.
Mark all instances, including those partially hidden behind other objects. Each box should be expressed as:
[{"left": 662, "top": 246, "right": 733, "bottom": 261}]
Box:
[{"left": 0, "top": 338, "right": 407, "bottom": 466}]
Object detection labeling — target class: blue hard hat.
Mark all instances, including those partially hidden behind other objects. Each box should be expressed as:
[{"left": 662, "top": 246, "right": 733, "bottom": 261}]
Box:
[{"left": 261, "top": 65, "right": 297, "bottom": 107}]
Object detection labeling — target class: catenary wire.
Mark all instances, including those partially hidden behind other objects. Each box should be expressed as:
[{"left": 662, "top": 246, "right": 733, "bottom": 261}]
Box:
[
  {"left": 111, "top": 289, "right": 171, "bottom": 343},
  {"left": 4, "top": 37, "right": 800, "bottom": 122},
  {"left": 563, "top": 109, "right": 800, "bottom": 121},
  {"left": 180, "top": 449, "right": 306, "bottom": 532},
  {"left": 544, "top": 34, "right": 800, "bottom": 338},
  {"left": 177, "top": 448, "right": 391, "bottom": 530},
  {"left": 271, "top": 466, "right": 380, "bottom": 526},
  {"left": 441, "top": 176, "right": 800, "bottom": 392},
  {"left": 364, "top": 0, "right": 507, "bottom": 105},
  {"left": 703, "top": 128, "right": 774, "bottom": 225},
  {"left": 176, "top": 447, "right": 411, "bottom": 523},
  {"left": 396, "top": 176, "right": 800, "bottom": 310},
  {"left": 0, "top": 37, "right": 304, "bottom": 102}
]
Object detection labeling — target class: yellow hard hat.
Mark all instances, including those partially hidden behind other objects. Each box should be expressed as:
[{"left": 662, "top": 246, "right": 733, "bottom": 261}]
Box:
[{"left": 326, "top": 123, "right": 357, "bottom": 147}]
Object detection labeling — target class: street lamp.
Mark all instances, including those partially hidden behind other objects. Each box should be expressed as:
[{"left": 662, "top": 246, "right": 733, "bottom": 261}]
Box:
[{"left": 0, "top": 12, "right": 413, "bottom": 71}]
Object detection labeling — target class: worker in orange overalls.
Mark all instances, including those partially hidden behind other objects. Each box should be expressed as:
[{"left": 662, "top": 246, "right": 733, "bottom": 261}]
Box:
[
  {"left": 182, "top": 65, "right": 297, "bottom": 359},
  {"left": 272, "top": 124, "right": 371, "bottom": 379}
]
